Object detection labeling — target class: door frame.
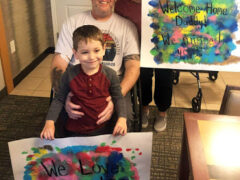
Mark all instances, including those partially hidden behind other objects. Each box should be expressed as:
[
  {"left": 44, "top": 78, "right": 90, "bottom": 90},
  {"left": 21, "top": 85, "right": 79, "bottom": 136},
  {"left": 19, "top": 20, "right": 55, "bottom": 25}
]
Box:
[{"left": 0, "top": 4, "right": 14, "bottom": 93}]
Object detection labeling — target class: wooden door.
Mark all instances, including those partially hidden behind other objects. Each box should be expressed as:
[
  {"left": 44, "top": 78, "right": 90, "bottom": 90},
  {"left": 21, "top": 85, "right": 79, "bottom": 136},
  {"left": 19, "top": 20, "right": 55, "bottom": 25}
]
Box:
[{"left": 0, "top": 4, "right": 14, "bottom": 93}]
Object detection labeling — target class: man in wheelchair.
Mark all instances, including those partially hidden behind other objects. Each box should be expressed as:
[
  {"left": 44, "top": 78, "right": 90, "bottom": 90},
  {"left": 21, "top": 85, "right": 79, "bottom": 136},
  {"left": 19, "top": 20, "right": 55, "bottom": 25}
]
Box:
[{"left": 49, "top": 0, "right": 140, "bottom": 133}]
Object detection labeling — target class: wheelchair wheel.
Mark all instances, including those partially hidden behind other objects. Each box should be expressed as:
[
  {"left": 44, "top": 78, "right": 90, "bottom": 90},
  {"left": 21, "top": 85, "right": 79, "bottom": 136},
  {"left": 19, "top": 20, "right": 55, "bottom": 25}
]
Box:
[
  {"left": 172, "top": 70, "right": 180, "bottom": 85},
  {"left": 192, "top": 97, "right": 201, "bottom": 112},
  {"left": 208, "top": 71, "right": 218, "bottom": 81},
  {"left": 131, "top": 81, "right": 142, "bottom": 132}
]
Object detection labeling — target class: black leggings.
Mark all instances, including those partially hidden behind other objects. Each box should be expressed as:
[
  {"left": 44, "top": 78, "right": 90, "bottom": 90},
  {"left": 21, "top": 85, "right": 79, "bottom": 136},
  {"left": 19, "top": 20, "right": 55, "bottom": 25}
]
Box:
[{"left": 140, "top": 68, "right": 173, "bottom": 112}]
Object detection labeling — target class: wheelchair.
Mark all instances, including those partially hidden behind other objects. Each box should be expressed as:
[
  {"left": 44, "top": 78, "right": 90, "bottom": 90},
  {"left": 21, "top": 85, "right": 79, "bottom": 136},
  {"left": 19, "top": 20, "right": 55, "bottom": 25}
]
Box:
[
  {"left": 172, "top": 70, "right": 218, "bottom": 112},
  {"left": 130, "top": 79, "right": 142, "bottom": 132}
]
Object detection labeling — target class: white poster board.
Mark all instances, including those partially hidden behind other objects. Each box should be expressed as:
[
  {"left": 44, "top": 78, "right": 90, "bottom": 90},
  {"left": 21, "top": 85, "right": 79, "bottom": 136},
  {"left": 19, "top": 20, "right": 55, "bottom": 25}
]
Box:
[
  {"left": 8, "top": 132, "right": 152, "bottom": 180},
  {"left": 141, "top": 0, "right": 240, "bottom": 71}
]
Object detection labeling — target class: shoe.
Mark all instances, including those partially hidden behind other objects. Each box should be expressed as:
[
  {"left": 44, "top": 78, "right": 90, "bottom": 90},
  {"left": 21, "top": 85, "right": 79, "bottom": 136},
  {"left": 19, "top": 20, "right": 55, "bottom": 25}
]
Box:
[
  {"left": 141, "top": 111, "right": 149, "bottom": 128},
  {"left": 154, "top": 114, "right": 167, "bottom": 132}
]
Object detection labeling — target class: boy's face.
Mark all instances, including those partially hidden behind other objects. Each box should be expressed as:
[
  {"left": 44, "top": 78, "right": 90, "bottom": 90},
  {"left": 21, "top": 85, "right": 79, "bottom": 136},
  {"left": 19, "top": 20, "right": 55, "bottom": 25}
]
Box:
[{"left": 74, "top": 39, "right": 105, "bottom": 73}]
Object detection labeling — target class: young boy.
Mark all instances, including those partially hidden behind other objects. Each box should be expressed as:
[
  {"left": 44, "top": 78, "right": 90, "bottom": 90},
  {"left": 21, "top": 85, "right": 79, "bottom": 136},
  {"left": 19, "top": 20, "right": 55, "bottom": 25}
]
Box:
[{"left": 40, "top": 25, "right": 127, "bottom": 140}]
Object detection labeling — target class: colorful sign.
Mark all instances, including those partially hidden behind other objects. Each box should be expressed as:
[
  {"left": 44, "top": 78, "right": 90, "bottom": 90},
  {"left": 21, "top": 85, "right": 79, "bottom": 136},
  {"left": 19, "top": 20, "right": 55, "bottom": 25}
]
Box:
[
  {"left": 141, "top": 0, "right": 240, "bottom": 71},
  {"left": 8, "top": 132, "right": 152, "bottom": 180}
]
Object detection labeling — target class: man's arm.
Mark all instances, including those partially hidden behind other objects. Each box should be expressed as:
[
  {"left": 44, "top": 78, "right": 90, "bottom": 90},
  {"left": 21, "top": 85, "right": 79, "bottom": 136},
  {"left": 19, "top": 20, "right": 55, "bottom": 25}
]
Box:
[
  {"left": 51, "top": 53, "right": 84, "bottom": 119},
  {"left": 51, "top": 53, "right": 69, "bottom": 91},
  {"left": 120, "top": 54, "right": 140, "bottom": 96}
]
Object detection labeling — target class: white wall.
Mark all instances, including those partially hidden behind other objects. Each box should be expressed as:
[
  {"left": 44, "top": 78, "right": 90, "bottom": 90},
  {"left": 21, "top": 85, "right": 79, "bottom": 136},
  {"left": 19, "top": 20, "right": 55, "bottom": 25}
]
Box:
[{"left": 0, "top": 57, "right": 6, "bottom": 91}]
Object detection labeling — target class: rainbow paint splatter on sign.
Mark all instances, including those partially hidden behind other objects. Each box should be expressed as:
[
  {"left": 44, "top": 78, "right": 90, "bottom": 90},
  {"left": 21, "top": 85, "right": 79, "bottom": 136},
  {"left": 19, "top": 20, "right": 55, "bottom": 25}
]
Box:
[
  {"left": 148, "top": 0, "right": 239, "bottom": 64},
  {"left": 22, "top": 141, "right": 142, "bottom": 180}
]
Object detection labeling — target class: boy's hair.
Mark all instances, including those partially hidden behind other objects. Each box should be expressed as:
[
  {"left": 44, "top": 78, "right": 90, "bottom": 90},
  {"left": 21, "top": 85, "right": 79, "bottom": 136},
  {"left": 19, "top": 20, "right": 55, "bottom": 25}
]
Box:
[{"left": 73, "top": 25, "right": 105, "bottom": 50}]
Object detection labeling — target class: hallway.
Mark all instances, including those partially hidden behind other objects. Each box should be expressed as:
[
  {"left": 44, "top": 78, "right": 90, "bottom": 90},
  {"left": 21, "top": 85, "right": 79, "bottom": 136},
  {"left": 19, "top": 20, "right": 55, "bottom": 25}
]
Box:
[{"left": 10, "top": 54, "right": 240, "bottom": 111}]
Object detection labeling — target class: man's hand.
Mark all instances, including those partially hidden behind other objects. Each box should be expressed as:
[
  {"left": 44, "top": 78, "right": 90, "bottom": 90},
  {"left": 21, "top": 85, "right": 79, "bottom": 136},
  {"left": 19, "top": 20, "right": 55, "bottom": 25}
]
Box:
[
  {"left": 113, "top": 117, "right": 127, "bottom": 136},
  {"left": 96, "top": 96, "right": 114, "bottom": 125},
  {"left": 40, "top": 120, "right": 55, "bottom": 140},
  {"left": 65, "top": 92, "right": 84, "bottom": 119}
]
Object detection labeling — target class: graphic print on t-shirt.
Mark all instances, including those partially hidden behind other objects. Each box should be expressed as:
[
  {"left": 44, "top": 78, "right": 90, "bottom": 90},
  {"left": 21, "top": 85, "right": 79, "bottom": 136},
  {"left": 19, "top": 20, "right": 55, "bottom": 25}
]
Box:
[{"left": 103, "top": 33, "right": 116, "bottom": 62}]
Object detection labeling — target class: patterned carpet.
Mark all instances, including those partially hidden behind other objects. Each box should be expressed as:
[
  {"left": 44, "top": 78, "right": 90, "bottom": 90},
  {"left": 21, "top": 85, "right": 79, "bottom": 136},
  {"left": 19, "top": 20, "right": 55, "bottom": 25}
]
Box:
[{"left": 0, "top": 95, "right": 217, "bottom": 180}]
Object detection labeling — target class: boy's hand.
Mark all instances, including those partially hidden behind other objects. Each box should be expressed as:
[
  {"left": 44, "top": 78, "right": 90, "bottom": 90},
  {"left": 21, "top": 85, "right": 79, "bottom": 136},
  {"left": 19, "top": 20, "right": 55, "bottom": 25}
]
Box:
[
  {"left": 113, "top": 117, "right": 127, "bottom": 136},
  {"left": 40, "top": 120, "right": 55, "bottom": 140}
]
